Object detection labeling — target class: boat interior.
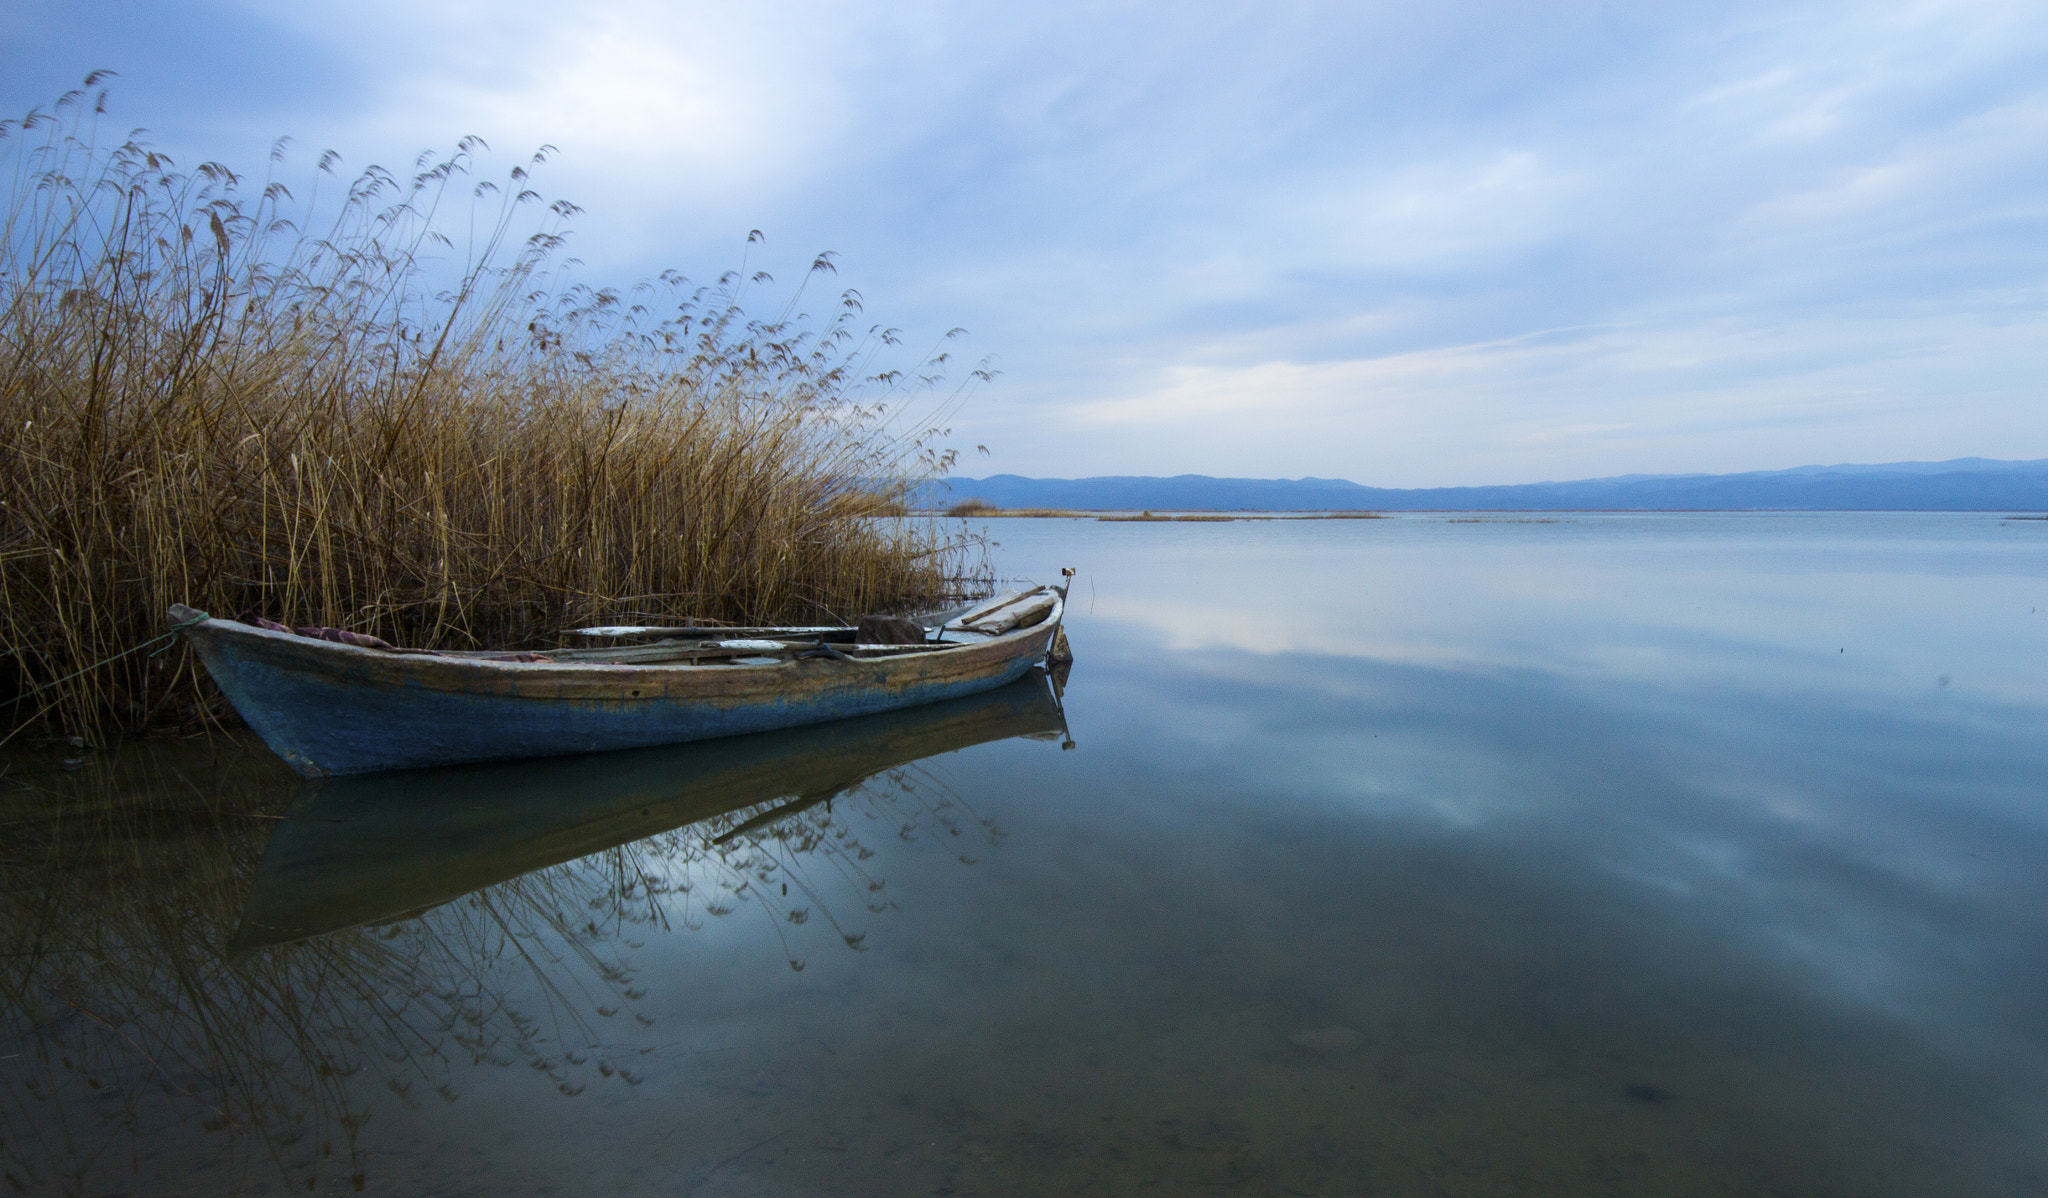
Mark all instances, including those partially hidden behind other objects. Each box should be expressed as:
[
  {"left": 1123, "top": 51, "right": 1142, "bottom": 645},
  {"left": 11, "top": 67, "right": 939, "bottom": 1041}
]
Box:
[{"left": 521, "top": 586, "right": 1064, "bottom": 667}]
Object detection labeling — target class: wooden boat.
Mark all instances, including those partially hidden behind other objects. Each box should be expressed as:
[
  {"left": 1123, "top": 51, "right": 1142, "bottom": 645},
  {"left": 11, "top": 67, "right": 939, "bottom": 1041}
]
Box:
[
  {"left": 170, "top": 585, "right": 1065, "bottom": 777},
  {"left": 232, "top": 673, "right": 1068, "bottom": 947}
]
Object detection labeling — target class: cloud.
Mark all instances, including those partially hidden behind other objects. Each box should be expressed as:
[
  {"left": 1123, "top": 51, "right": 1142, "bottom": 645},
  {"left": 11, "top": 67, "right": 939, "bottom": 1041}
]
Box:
[
  {"left": 9, "top": 0, "right": 2048, "bottom": 480},
  {"left": 210, "top": 1, "right": 874, "bottom": 209},
  {"left": 991, "top": 302, "right": 2048, "bottom": 483}
]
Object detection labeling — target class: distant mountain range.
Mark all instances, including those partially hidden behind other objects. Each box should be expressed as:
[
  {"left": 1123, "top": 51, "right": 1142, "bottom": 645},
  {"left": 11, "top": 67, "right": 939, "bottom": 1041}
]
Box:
[{"left": 911, "top": 458, "right": 2048, "bottom": 511}]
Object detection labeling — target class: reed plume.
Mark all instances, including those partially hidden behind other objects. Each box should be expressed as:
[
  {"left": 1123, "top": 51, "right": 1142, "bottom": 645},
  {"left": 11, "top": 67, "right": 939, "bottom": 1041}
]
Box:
[{"left": 0, "top": 78, "right": 990, "bottom": 736}]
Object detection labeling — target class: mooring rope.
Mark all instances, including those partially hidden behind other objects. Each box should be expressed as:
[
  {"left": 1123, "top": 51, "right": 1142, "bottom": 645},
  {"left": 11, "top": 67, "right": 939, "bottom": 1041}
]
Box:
[{"left": 2, "top": 611, "right": 212, "bottom": 709}]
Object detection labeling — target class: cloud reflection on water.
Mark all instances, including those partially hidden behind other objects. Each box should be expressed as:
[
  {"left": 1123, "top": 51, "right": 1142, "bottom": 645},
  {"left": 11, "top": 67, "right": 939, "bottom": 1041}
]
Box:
[
  {"left": 5, "top": 514, "right": 2044, "bottom": 1195},
  {"left": 1067, "top": 512, "right": 2048, "bottom": 708},
  {"left": 996, "top": 611, "right": 2048, "bottom": 1192}
]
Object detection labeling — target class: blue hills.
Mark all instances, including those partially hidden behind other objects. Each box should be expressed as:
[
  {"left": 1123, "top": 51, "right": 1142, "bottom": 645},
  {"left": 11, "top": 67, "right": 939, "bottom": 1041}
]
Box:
[{"left": 912, "top": 458, "right": 2048, "bottom": 512}]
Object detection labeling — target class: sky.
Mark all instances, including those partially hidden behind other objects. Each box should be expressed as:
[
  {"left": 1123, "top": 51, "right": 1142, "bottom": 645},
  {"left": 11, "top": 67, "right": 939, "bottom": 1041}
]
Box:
[{"left": 6, "top": 0, "right": 2048, "bottom": 486}]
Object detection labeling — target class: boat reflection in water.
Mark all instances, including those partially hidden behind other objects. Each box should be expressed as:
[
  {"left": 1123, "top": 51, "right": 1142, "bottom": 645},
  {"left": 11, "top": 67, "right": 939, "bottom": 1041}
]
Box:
[
  {"left": 234, "top": 668, "right": 1070, "bottom": 949},
  {"left": 1, "top": 669, "right": 1069, "bottom": 1196}
]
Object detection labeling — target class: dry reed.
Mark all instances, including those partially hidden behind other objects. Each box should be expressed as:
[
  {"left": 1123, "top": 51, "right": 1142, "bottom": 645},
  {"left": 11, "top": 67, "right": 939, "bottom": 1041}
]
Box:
[{"left": 0, "top": 79, "right": 990, "bottom": 736}]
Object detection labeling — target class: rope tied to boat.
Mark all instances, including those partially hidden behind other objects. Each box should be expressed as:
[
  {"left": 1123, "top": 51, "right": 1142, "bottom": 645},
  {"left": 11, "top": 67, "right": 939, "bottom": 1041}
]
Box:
[{"left": 2, "top": 610, "right": 212, "bottom": 709}]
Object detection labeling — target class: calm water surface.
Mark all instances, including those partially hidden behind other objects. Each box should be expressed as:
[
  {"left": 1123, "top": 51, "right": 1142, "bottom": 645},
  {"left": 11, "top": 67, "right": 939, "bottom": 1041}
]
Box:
[{"left": 4, "top": 512, "right": 2045, "bottom": 1196}]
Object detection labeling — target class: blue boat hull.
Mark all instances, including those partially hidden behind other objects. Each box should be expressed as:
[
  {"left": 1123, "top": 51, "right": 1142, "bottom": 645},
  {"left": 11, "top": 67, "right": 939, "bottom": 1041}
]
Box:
[{"left": 172, "top": 601, "right": 1061, "bottom": 777}]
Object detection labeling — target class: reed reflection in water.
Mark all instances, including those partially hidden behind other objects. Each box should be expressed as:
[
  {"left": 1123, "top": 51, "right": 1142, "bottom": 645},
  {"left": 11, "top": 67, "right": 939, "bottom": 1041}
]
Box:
[{"left": 0, "top": 673, "right": 1067, "bottom": 1195}]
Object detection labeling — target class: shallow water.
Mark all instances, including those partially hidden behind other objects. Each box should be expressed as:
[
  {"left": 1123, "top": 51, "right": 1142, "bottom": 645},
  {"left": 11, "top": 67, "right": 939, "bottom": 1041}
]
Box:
[{"left": 5, "top": 512, "right": 2046, "bottom": 1195}]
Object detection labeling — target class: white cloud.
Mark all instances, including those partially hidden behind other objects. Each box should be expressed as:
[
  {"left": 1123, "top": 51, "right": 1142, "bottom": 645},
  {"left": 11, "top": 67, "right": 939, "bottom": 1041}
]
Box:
[
  {"left": 1289, "top": 151, "right": 1583, "bottom": 272},
  {"left": 15, "top": 0, "right": 2048, "bottom": 481},
  {"left": 978, "top": 303, "right": 2048, "bottom": 482},
  {"left": 224, "top": 0, "right": 873, "bottom": 210}
]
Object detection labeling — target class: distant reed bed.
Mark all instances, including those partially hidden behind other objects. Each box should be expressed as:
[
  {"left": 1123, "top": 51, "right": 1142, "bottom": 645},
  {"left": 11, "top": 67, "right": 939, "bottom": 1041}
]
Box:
[{"left": 0, "top": 79, "right": 988, "bottom": 735}]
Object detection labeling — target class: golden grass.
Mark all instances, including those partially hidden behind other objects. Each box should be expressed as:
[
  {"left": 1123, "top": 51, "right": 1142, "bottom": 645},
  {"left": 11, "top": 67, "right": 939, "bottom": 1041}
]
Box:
[{"left": 0, "top": 81, "right": 988, "bottom": 736}]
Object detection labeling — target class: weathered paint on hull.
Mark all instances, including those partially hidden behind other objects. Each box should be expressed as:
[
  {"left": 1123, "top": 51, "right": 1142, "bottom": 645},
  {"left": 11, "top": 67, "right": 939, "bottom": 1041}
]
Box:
[{"left": 175, "top": 601, "right": 1060, "bottom": 777}]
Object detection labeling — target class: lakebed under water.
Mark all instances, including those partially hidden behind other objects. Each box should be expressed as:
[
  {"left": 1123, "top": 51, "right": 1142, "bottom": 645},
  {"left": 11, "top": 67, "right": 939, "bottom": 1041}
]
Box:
[{"left": 4, "top": 512, "right": 2045, "bottom": 1196}]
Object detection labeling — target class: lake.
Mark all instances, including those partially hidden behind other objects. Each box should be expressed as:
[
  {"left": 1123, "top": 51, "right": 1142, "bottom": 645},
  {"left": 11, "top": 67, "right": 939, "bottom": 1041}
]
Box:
[{"left": 4, "top": 512, "right": 2045, "bottom": 1196}]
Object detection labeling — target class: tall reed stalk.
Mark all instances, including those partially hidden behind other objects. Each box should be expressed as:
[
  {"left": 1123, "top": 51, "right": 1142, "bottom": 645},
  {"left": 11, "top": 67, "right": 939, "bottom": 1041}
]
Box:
[{"left": 0, "top": 79, "right": 988, "bottom": 736}]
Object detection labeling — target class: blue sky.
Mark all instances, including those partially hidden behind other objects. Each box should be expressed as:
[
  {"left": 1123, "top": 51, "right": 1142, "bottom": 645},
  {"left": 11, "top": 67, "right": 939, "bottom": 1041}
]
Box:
[{"left": 8, "top": 0, "right": 2047, "bottom": 485}]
